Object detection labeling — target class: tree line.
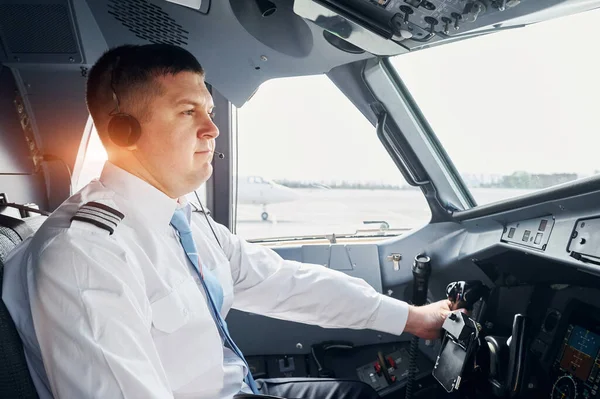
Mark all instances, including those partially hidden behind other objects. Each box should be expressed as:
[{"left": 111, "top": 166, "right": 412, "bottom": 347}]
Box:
[
  {"left": 274, "top": 172, "right": 587, "bottom": 190},
  {"left": 478, "top": 172, "right": 579, "bottom": 189}
]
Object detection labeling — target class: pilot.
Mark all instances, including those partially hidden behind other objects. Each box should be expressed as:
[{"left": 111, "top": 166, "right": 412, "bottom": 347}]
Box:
[{"left": 2, "top": 44, "right": 456, "bottom": 399}]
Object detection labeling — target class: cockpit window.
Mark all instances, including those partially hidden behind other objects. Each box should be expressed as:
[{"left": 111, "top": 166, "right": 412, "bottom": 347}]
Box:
[
  {"left": 390, "top": 9, "right": 600, "bottom": 207},
  {"left": 74, "top": 123, "right": 106, "bottom": 191},
  {"left": 233, "top": 75, "right": 431, "bottom": 241}
]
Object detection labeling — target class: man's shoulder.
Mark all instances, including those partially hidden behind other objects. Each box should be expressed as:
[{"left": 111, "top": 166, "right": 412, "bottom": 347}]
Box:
[
  {"left": 3, "top": 183, "right": 129, "bottom": 296},
  {"left": 69, "top": 200, "right": 125, "bottom": 236},
  {"left": 46, "top": 182, "right": 125, "bottom": 235},
  {"left": 17, "top": 201, "right": 127, "bottom": 270}
]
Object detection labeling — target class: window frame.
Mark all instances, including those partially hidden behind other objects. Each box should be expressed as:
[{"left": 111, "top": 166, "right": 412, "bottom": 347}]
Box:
[
  {"left": 206, "top": 85, "right": 234, "bottom": 230},
  {"left": 361, "top": 58, "right": 475, "bottom": 216},
  {"left": 229, "top": 71, "right": 435, "bottom": 241}
]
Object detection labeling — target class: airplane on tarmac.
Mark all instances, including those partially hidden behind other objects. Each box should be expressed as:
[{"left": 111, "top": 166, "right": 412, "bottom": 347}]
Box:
[{"left": 235, "top": 176, "right": 301, "bottom": 221}]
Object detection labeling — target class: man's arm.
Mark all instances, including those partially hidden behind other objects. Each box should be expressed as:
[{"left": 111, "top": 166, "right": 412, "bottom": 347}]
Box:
[
  {"left": 29, "top": 231, "right": 173, "bottom": 398},
  {"left": 213, "top": 223, "right": 450, "bottom": 338}
]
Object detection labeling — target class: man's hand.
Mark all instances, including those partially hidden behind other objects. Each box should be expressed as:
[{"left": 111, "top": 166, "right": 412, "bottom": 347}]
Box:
[{"left": 404, "top": 299, "right": 462, "bottom": 340}]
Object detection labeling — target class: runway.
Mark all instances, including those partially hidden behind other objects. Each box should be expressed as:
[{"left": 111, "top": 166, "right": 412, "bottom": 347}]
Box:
[{"left": 234, "top": 187, "right": 535, "bottom": 241}]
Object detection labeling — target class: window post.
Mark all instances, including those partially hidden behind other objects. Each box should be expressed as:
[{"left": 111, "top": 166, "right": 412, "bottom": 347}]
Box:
[{"left": 206, "top": 86, "right": 233, "bottom": 230}]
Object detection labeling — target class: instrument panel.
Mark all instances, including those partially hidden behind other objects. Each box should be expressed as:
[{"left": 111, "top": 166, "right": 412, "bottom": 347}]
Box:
[{"left": 550, "top": 302, "right": 600, "bottom": 399}]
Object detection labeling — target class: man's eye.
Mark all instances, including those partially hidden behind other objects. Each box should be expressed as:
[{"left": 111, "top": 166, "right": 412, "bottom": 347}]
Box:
[
  {"left": 209, "top": 111, "right": 216, "bottom": 120},
  {"left": 183, "top": 109, "right": 195, "bottom": 116}
]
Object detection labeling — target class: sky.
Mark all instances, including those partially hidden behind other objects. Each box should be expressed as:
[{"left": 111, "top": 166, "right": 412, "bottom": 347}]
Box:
[
  {"left": 235, "top": 7, "right": 600, "bottom": 183},
  {"left": 85, "top": 7, "right": 600, "bottom": 187}
]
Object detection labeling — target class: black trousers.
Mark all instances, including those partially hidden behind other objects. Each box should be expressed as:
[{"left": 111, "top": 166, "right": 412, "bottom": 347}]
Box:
[{"left": 255, "top": 378, "right": 380, "bottom": 399}]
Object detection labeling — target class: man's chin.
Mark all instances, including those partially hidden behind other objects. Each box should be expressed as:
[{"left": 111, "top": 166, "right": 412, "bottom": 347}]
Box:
[{"left": 190, "top": 165, "right": 213, "bottom": 187}]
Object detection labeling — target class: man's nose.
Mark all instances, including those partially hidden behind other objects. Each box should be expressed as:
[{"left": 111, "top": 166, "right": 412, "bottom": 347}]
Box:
[{"left": 198, "top": 116, "right": 219, "bottom": 139}]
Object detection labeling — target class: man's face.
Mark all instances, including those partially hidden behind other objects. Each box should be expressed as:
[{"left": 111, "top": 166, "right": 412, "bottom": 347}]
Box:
[{"left": 133, "top": 71, "right": 219, "bottom": 198}]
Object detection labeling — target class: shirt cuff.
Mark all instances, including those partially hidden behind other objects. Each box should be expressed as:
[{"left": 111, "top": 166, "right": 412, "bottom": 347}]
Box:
[{"left": 369, "top": 295, "right": 410, "bottom": 336}]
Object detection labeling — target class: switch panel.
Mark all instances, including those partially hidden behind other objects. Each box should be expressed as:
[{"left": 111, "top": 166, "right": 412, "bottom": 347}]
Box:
[
  {"left": 501, "top": 216, "right": 554, "bottom": 251},
  {"left": 568, "top": 217, "right": 600, "bottom": 262},
  {"left": 356, "top": 347, "right": 429, "bottom": 391}
]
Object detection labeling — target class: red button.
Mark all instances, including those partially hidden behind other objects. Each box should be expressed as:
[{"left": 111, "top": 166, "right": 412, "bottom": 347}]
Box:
[{"left": 374, "top": 363, "right": 382, "bottom": 374}]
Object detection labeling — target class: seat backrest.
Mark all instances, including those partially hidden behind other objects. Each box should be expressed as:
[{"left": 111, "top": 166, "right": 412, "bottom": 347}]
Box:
[
  {"left": 0, "top": 214, "right": 29, "bottom": 262},
  {"left": 0, "top": 261, "right": 39, "bottom": 399},
  {"left": 0, "top": 214, "right": 40, "bottom": 399}
]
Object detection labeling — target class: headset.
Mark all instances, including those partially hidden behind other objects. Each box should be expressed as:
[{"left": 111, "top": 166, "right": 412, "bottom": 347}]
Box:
[{"left": 107, "top": 56, "right": 142, "bottom": 147}]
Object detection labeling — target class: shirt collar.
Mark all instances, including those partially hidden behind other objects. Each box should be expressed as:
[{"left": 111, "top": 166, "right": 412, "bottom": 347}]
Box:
[
  {"left": 177, "top": 194, "right": 193, "bottom": 224},
  {"left": 99, "top": 161, "right": 183, "bottom": 230}
]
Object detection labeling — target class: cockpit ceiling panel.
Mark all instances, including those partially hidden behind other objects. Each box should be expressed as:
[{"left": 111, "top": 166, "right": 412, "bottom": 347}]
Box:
[
  {"left": 84, "top": 0, "right": 375, "bottom": 106},
  {"left": 3, "top": 0, "right": 600, "bottom": 106},
  {"left": 0, "top": 1, "right": 83, "bottom": 64},
  {"left": 294, "top": 0, "right": 600, "bottom": 54}
]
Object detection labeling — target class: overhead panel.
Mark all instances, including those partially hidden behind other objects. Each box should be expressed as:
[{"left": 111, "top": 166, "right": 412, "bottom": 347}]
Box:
[
  {"left": 0, "top": 0, "right": 83, "bottom": 64},
  {"left": 84, "top": 0, "right": 374, "bottom": 107},
  {"left": 293, "top": 0, "right": 600, "bottom": 55}
]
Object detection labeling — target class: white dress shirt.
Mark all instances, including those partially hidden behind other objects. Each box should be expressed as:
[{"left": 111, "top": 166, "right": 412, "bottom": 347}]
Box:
[{"left": 2, "top": 161, "right": 409, "bottom": 399}]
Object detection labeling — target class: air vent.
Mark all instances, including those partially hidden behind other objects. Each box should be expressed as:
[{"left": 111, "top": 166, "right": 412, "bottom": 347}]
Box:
[
  {"left": 0, "top": 2, "right": 80, "bottom": 63},
  {"left": 108, "top": 0, "right": 189, "bottom": 46}
]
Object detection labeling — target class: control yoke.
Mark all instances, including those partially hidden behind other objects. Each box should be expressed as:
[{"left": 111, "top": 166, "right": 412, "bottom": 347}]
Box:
[
  {"left": 432, "top": 281, "right": 488, "bottom": 393},
  {"left": 432, "top": 281, "right": 528, "bottom": 397},
  {"left": 446, "top": 280, "right": 490, "bottom": 311}
]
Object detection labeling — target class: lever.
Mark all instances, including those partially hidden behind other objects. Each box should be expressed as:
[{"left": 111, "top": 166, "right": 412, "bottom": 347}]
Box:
[
  {"left": 446, "top": 280, "right": 490, "bottom": 311},
  {"left": 400, "top": 5, "right": 414, "bottom": 24},
  {"left": 506, "top": 314, "right": 528, "bottom": 397},
  {"left": 377, "top": 351, "right": 395, "bottom": 385},
  {"left": 482, "top": 314, "right": 528, "bottom": 397},
  {"left": 441, "top": 17, "right": 452, "bottom": 34},
  {"left": 391, "top": 6, "right": 415, "bottom": 39},
  {"left": 451, "top": 12, "right": 462, "bottom": 30},
  {"left": 424, "top": 16, "right": 438, "bottom": 34},
  {"left": 311, "top": 341, "right": 353, "bottom": 378}
]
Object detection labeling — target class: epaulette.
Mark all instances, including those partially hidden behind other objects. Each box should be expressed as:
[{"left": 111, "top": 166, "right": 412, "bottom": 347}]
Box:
[{"left": 70, "top": 201, "right": 124, "bottom": 235}]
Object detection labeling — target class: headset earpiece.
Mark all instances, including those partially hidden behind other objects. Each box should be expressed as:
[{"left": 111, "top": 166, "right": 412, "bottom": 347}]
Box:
[
  {"left": 107, "top": 113, "right": 141, "bottom": 147},
  {"left": 107, "top": 55, "right": 142, "bottom": 147}
]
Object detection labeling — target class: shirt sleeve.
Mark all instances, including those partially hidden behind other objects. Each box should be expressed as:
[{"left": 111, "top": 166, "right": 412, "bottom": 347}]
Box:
[
  {"left": 213, "top": 224, "right": 409, "bottom": 336},
  {"left": 28, "top": 230, "right": 174, "bottom": 399}
]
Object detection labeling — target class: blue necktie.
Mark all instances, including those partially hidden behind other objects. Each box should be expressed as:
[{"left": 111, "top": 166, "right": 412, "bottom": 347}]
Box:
[{"left": 170, "top": 208, "right": 259, "bottom": 394}]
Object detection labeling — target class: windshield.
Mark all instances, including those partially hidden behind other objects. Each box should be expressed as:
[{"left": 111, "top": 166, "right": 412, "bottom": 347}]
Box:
[
  {"left": 390, "top": 9, "right": 600, "bottom": 206},
  {"left": 233, "top": 75, "right": 431, "bottom": 241}
]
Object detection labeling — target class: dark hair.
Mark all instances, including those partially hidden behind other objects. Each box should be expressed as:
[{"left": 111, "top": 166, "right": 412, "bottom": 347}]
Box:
[{"left": 86, "top": 44, "right": 204, "bottom": 146}]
